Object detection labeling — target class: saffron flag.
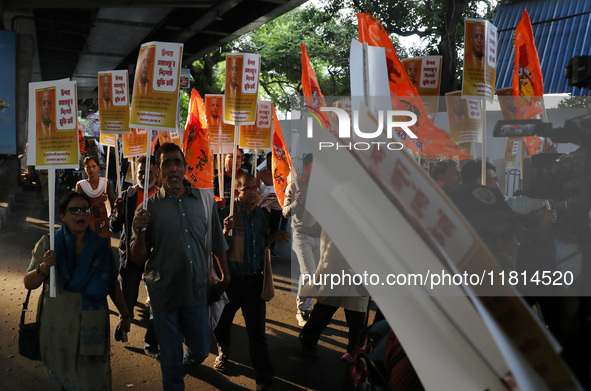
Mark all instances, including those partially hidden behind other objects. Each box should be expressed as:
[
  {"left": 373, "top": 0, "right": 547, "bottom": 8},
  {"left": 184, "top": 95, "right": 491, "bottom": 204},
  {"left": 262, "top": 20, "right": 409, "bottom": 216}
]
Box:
[
  {"left": 183, "top": 89, "right": 213, "bottom": 189},
  {"left": 78, "top": 123, "right": 85, "bottom": 155},
  {"left": 301, "top": 44, "right": 328, "bottom": 110},
  {"left": 271, "top": 106, "right": 292, "bottom": 208},
  {"left": 183, "top": 89, "right": 207, "bottom": 152},
  {"left": 513, "top": 9, "right": 543, "bottom": 154},
  {"left": 151, "top": 132, "right": 159, "bottom": 153},
  {"left": 523, "top": 136, "right": 542, "bottom": 157},
  {"left": 356, "top": 13, "right": 469, "bottom": 160},
  {"left": 513, "top": 9, "right": 543, "bottom": 119}
]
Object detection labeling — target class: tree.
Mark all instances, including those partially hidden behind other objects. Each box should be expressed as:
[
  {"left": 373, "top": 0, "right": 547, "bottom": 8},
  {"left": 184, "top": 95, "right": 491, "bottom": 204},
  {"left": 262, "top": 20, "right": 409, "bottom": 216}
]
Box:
[
  {"left": 326, "top": 0, "right": 496, "bottom": 94},
  {"left": 178, "top": 51, "right": 227, "bottom": 129},
  {"left": 557, "top": 96, "right": 591, "bottom": 110},
  {"left": 229, "top": 5, "right": 362, "bottom": 111},
  {"left": 190, "top": 51, "right": 226, "bottom": 95}
]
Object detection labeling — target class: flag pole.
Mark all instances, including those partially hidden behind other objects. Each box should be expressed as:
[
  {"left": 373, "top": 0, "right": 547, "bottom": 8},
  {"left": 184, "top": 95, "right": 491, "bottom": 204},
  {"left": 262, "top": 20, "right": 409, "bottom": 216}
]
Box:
[
  {"left": 362, "top": 43, "right": 370, "bottom": 107},
  {"left": 103, "top": 143, "right": 112, "bottom": 216},
  {"left": 104, "top": 144, "right": 110, "bottom": 182},
  {"left": 253, "top": 149, "right": 258, "bottom": 178},
  {"left": 218, "top": 123, "right": 223, "bottom": 198},
  {"left": 131, "top": 159, "right": 137, "bottom": 186},
  {"left": 143, "top": 131, "right": 152, "bottom": 209},
  {"left": 540, "top": 95, "right": 549, "bottom": 123},
  {"left": 48, "top": 168, "right": 56, "bottom": 298},
  {"left": 114, "top": 135, "right": 122, "bottom": 196},
  {"left": 481, "top": 100, "right": 487, "bottom": 186},
  {"left": 217, "top": 153, "right": 223, "bottom": 198},
  {"left": 228, "top": 124, "right": 240, "bottom": 235},
  {"left": 290, "top": 129, "right": 300, "bottom": 192}
]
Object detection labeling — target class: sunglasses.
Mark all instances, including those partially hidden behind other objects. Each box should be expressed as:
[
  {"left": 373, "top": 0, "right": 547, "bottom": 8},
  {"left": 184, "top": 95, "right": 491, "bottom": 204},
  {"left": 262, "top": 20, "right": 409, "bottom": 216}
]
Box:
[
  {"left": 67, "top": 207, "right": 93, "bottom": 215},
  {"left": 238, "top": 186, "right": 258, "bottom": 192}
]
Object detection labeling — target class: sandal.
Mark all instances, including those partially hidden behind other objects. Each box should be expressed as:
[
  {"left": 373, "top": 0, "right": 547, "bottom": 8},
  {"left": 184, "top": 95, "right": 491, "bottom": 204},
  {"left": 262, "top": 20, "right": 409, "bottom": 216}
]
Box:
[{"left": 213, "top": 355, "right": 227, "bottom": 372}]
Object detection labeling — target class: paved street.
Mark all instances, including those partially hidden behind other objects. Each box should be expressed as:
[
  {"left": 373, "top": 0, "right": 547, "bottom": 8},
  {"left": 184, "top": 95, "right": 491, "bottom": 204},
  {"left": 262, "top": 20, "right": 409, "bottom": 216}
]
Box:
[{"left": 0, "top": 187, "right": 372, "bottom": 390}]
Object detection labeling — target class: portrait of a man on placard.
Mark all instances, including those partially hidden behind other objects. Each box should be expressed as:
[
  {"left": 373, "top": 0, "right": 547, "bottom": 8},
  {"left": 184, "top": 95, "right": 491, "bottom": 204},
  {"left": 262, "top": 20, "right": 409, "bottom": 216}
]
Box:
[
  {"left": 466, "top": 21, "right": 486, "bottom": 70},
  {"left": 99, "top": 74, "right": 112, "bottom": 110},
  {"left": 207, "top": 96, "right": 222, "bottom": 127},
  {"left": 134, "top": 46, "right": 154, "bottom": 97},
  {"left": 36, "top": 88, "right": 56, "bottom": 137},
  {"left": 404, "top": 59, "right": 420, "bottom": 87},
  {"left": 226, "top": 56, "right": 242, "bottom": 99}
]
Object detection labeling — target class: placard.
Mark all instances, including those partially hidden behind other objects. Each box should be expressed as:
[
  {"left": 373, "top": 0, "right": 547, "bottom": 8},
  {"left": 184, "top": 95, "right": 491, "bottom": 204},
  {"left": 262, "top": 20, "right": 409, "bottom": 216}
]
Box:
[
  {"left": 402, "top": 56, "right": 442, "bottom": 114},
  {"left": 205, "top": 94, "right": 234, "bottom": 143},
  {"left": 99, "top": 132, "right": 117, "bottom": 147},
  {"left": 446, "top": 91, "right": 482, "bottom": 143},
  {"left": 179, "top": 68, "right": 191, "bottom": 89},
  {"left": 27, "top": 80, "right": 79, "bottom": 169},
  {"left": 159, "top": 130, "right": 182, "bottom": 149},
  {"left": 122, "top": 128, "right": 148, "bottom": 158},
  {"left": 98, "top": 70, "right": 130, "bottom": 133},
  {"left": 462, "top": 19, "right": 497, "bottom": 102},
  {"left": 223, "top": 53, "right": 260, "bottom": 125},
  {"left": 239, "top": 101, "right": 272, "bottom": 149},
  {"left": 130, "top": 42, "right": 183, "bottom": 131}
]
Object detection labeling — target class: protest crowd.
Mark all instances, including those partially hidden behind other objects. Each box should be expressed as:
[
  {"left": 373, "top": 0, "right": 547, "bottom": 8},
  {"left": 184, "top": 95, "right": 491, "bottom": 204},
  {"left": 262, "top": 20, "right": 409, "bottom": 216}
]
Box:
[{"left": 12, "top": 4, "right": 591, "bottom": 391}]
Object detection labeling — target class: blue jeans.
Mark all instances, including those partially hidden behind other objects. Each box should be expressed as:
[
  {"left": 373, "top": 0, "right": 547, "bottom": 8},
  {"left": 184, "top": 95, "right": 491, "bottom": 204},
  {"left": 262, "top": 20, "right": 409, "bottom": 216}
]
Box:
[{"left": 153, "top": 305, "right": 210, "bottom": 391}]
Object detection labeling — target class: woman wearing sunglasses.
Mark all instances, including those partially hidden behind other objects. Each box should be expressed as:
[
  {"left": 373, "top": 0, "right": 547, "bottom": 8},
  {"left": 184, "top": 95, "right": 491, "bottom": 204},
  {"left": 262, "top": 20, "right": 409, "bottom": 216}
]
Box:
[{"left": 24, "top": 191, "right": 130, "bottom": 391}]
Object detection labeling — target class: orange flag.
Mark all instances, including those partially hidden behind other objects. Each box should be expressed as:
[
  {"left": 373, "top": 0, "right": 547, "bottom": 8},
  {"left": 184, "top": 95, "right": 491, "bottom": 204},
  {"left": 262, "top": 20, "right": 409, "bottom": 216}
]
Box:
[
  {"left": 513, "top": 9, "right": 543, "bottom": 118},
  {"left": 523, "top": 136, "right": 542, "bottom": 157},
  {"left": 184, "top": 89, "right": 213, "bottom": 188},
  {"left": 151, "top": 132, "right": 159, "bottom": 153},
  {"left": 183, "top": 89, "right": 207, "bottom": 153},
  {"left": 301, "top": 43, "right": 328, "bottom": 111},
  {"left": 513, "top": 9, "right": 543, "bottom": 154},
  {"left": 357, "top": 13, "right": 470, "bottom": 160},
  {"left": 78, "top": 123, "right": 85, "bottom": 155},
  {"left": 271, "top": 106, "right": 292, "bottom": 208}
]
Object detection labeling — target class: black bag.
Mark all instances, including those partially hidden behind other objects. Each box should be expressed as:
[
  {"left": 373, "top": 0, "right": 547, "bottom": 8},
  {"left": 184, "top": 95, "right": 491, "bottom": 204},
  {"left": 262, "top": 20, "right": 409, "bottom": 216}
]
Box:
[{"left": 18, "top": 288, "right": 43, "bottom": 361}]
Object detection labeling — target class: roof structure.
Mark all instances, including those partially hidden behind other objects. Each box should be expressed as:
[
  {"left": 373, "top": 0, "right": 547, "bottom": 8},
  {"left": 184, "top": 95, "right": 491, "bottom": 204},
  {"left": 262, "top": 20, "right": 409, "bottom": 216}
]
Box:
[
  {"left": 2, "top": 0, "right": 307, "bottom": 100},
  {"left": 494, "top": 0, "right": 591, "bottom": 95}
]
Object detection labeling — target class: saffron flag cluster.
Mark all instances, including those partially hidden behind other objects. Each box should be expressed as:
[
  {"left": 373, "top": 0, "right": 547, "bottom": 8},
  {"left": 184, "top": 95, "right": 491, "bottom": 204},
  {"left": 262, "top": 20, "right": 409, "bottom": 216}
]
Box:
[{"left": 356, "top": 13, "right": 470, "bottom": 160}]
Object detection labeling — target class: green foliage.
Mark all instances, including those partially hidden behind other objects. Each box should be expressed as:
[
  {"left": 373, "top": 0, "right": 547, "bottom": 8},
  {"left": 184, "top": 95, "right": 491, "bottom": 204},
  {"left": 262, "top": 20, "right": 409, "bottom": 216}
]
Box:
[
  {"left": 178, "top": 89, "right": 190, "bottom": 130},
  {"left": 178, "top": 51, "right": 226, "bottom": 130},
  {"left": 189, "top": 51, "right": 226, "bottom": 95},
  {"left": 557, "top": 96, "right": 591, "bottom": 110},
  {"left": 229, "top": 4, "right": 359, "bottom": 111}
]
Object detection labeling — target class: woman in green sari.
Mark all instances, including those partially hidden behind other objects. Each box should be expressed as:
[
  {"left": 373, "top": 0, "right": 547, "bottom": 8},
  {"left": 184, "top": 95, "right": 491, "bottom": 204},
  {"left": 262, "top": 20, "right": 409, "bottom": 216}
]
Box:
[{"left": 24, "top": 192, "right": 131, "bottom": 391}]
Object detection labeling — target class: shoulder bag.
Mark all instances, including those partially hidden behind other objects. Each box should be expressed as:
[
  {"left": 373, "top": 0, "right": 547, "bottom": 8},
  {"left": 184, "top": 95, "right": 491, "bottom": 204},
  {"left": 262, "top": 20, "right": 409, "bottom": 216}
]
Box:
[{"left": 18, "top": 287, "right": 43, "bottom": 361}]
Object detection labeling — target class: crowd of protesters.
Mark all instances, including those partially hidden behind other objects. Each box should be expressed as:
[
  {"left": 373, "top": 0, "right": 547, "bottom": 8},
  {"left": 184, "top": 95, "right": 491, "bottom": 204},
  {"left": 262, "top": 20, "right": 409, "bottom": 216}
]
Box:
[{"left": 23, "top": 146, "right": 590, "bottom": 390}]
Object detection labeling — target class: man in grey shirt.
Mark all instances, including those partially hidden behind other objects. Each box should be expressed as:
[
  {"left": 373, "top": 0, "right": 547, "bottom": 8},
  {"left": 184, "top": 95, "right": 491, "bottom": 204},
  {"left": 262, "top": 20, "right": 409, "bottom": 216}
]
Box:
[{"left": 132, "top": 143, "right": 230, "bottom": 391}]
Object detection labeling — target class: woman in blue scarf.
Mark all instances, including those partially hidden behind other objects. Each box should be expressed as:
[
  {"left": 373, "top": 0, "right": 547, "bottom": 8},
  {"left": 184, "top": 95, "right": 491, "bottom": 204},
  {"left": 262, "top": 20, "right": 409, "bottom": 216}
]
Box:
[{"left": 24, "top": 192, "right": 131, "bottom": 391}]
